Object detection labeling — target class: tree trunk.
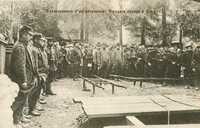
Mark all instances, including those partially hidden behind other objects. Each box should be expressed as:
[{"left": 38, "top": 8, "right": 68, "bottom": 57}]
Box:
[
  {"left": 162, "top": 7, "right": 167, "bottom": 46},
  {"left": 141, "top": 18, "right": 145, "bottom": 45}
]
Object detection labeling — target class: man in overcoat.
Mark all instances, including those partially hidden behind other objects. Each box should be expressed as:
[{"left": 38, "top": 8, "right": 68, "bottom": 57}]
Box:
[{"left": 10, "top": 26, "right": 37, "bottom": 125}]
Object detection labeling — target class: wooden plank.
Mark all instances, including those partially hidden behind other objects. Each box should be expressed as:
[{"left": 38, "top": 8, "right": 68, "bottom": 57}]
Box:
[
  {"left": 104, "top": 126, "right": 135, "bottom": 128},
  {"left": 74, "top": 95, "right": 200, "bottom": 119},
  {"left": 94, "top": 75, "right": 127, "bottom": 89},
  {"left": 147, "top": 124, "right": 200, "bottom": 128},
  {"left": 83, "top": 102, "right": 200, "bottom": 118},
  {"left": 162, "top": 95, "right": 200, "bottom": 108},
  {"left": 110, "top": 74, "right": 190, "bottom": 81},
  {"left": 126, "top": 116, "right": 145, "bottom": 127},
  {"left": 79, "top": 75, "right": 105, "bottom": 95},
  {"left": 104, "top": 124, "right": 200, "bottom": 128},
  {"left": 84, "top": 102, "right": 165, "bottom": 118},
  {"left": 73, "top": 95, "right": 172, "bottom": 105},
  {"left": 73, "top": 95, "right": 200, "bottom": 107}
]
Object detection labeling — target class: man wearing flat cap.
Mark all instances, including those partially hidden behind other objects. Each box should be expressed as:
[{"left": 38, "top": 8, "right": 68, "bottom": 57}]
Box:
[
  {"left": 27, "top": 33, "right": 47, "bottom": 117},
  {"left": 10, "top": 25, "right": 37, "bottom": 125}
]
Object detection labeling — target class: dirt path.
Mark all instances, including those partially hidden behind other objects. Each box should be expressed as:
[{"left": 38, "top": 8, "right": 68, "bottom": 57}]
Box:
[{"left": 25, "top": 78, "right": 200, "bottom": 128}]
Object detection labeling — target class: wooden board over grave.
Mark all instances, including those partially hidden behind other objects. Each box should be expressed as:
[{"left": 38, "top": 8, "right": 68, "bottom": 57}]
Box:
[
  {"left": 104, "top": 124, "right": 200, "bottom": 128},
  {"left": 73, "top": 95, "right": 200, "bottom": 119}
]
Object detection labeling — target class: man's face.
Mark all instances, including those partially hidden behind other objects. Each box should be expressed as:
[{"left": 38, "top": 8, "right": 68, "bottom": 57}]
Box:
[
  {"left": 186, "top": 46, "right": 192, "bottom": 51},
  {"left": 23, "top": 32, "right": 32, "bottom": 43},
  {"left": 196, "top": 47, "right": 200, "bottom": 52},
  {"left": 39, "top": 39, "right": 45, "bottom": 47},
  {"left": 49, "top": 41, "right": 53, "bottom": 46}
]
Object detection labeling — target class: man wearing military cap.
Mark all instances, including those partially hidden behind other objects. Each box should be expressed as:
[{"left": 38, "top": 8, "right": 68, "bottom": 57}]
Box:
[{"left": 10, "top": 25, "right": 36, "bottom": 125}]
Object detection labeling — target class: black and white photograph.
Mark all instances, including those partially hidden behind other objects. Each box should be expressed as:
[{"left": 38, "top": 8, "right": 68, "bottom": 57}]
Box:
[{"left": 0, "top": 0, "right": 200, "bottom": 128}]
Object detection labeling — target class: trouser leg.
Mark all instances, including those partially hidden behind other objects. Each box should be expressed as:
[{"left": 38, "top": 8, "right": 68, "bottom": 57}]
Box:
[
  {"left": 28, "top": 85, "right": 41, "bottom": 113},
  {"left": 11, "top": 91, "right": 29, "bottom": 124},
  {"left": 46, "top": 72, "right": 53, "bottom": 93}
]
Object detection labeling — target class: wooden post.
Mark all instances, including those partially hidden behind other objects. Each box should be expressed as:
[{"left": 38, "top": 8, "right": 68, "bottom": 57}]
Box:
[
  {"left": 92, "top": 84, "right": 95, "bottom": 95},
  {"left": 9, "top": 0, "right": 14, "bottom": 44},
  {"left": 80, "top": 0, "right": 85, "bottom": 42},
  {"left": 133, "top": 81, "right": 137, "bottom": 86},
  {"left": 179, "top": 24, "right": 183, "bottom": 49},
  {"left": 141, "top": 17, "right": 146, "bottom": 45},
  {"left": 162, "top": 7, "right": 167, "bottom": 46},
  {"left": 139, "top": 81, "right": 143, "bottom": 88},
  {"left": 112, "top": 85, "right": 115, "bottom": 94},
  {"left": 119, "top": 0, "right": 123, "bottom": 46},
  {"left": 83, "top": 79, "right": 86, "bottom": 90}
]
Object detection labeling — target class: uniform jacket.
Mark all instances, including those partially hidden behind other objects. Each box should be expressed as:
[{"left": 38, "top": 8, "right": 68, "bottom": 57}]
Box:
[{"left": 93, "top": 49, "right": 102, "bottom": 65}]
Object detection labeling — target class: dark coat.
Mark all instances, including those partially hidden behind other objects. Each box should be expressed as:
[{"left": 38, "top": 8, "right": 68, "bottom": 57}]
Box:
[{"left": 10, "top": 42, "right": 37, "bottom": 91}]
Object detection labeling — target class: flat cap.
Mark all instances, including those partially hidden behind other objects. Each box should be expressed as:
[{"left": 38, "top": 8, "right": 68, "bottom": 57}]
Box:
[
  {"left": 33, "top": 33, "right": 42, "bottom": 40},
  {"left": 19, "top": 25, "right": 33, "bottom": 35}
]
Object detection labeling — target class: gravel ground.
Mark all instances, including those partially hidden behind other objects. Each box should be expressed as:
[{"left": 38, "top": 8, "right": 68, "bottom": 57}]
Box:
[{"left": 24, "top": 78, "right": 200, "bottom": 128}]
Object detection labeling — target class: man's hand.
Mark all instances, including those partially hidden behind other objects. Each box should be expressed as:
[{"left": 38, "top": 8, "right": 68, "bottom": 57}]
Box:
[{"left": 21, "top": 82, "right": 28, "bottom": 89}]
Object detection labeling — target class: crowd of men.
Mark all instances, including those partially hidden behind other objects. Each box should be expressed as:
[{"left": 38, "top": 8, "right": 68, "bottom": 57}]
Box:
[
  {"left": 56, "top": 38, "right": 200, "bottom": 89},
  {"left": 10, "top": 26, "right": 56, "bottom": 127},
  {"left": 9, "top": 25, "right": 200, "bottom": 127}
]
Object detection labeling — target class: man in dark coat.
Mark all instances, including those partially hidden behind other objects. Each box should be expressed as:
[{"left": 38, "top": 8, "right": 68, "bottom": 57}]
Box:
[
  {"left": 28, "top": 33, "right": 48, "bottom": 117},
  {"left": 68, "top": 42, "right": 82, "bottom": 80},
  {"left": 192, "top": 45, "right": 200, "bottom": 89},
  {"left": 46, "top": 37, "right": 56, "bottom": 95},
  {"left": 180, "top": 43, "right": 193, "bottom": 87},
  {"left": 10, "top": 26, "right": 37, "bottom": 125},
  {"left": 165, "top": 47, "right": 179, "bottom": 78}
]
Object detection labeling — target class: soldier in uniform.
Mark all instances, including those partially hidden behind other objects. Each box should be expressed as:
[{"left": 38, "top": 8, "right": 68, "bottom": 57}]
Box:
[
  {"left": 165, "top": 47, "right": 179, "bottom": 78},
  {"left": 128, "top": 46, "right": 137, "bottom": 76},
  {"left": 93, "top": 43, "right": 102, "bottom": 75},
  {"left": 46, "top": 37, "right": 56, "bottom": 95},
  {"left": 57, "top": 42, "right": 66, "bottom": 78},
  {"left": 180, "top": 42, "right": 194, "bottom": 88},
  {"left": 82, "top": 45, "right": 93, "bottom": 77},
  {"left": 135, "top": 45, "right": 146, "bottom": 77},
  {"left": 156, "top": 47, "right": 167, "bottom": 77},
  {"left": 64, "top": 43, "right": 72, "bottom": 77},
  {"left": 123, "top": 46, "right": 130, "bottom": 76},
  {"left": 99, "top": 44, "right": 110, "bottom": 78},
  {"left": 35, "top": 37, "right": 49, "bottom": 100},
  {"left": 191, "top": 44, "right": 200, "bottom": 89},
  {"left": 113, "top": 45, "right": 123, "bottom": 75},
  {"left": 68, "top": 41, "right": 82, "bottom": 80},
  {"left": 144, "top": 45, "right": 158, "bottom": 77},
  {"left": 10, "top": 26, "right": 36, "bottom": 125}
]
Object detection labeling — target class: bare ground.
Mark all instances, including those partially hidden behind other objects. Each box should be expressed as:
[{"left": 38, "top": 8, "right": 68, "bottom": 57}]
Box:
[{"left": 25, "top": 78, "right": 200, "bottom": 128}]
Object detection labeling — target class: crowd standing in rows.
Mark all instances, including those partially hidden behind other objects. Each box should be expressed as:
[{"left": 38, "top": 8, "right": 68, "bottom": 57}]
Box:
[
  {"left": 10, "top": 25, "right": 200, "bottom": 127},
  {"left": 57, "top": 39, "right": 200, "bottom": 89}
]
